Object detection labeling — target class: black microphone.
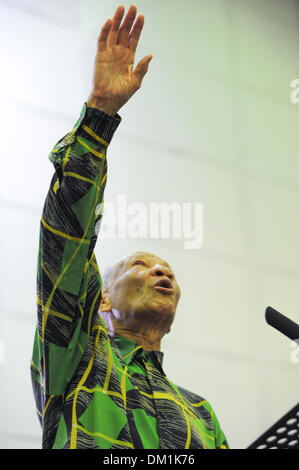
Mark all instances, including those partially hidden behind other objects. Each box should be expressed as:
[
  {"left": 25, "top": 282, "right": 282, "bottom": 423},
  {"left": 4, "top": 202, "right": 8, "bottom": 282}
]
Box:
[{"left": 265, "top": 306, "right": 299, "bottom": 341}]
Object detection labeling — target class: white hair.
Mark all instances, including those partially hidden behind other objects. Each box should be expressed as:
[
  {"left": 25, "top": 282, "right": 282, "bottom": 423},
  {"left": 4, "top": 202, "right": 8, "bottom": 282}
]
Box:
[
  {"left": 99, "top": 260, "right": 125, "bottom": 326},
  {"left": 101, "top": 263, "right": 118, "bottom": 292},
  {"left": 101, "top": 257, "right": 126, "bottom": 293}
]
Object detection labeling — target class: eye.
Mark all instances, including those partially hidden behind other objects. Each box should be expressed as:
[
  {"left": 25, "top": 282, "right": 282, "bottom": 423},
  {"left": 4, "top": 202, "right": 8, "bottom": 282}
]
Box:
[{"left": 133, "top": 260, "right": 146, "bottom": 266}]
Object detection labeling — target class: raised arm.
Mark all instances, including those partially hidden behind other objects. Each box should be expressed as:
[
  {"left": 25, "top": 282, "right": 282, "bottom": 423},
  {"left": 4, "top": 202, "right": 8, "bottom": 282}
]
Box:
[{"left": 31, "top": 5, "right": 153, "bottom": 409}]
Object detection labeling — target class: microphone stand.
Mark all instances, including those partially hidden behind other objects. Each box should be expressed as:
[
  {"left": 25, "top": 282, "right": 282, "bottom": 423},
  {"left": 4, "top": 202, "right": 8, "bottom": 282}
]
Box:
[{"left": 247, "top": 307, "right": 299, "bottom": 449}]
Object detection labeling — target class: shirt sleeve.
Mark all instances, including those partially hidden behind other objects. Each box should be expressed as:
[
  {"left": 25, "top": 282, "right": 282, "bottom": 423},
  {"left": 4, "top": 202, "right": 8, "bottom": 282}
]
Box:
[
  {"left": 200, "top": 399, "right": 229, "bottom": 449},
  {"left": 211, "top": 407, "right": 230, "bottom": 449},
  {"left": 31, "top": 103, "right": 121, "bottom": 408}
]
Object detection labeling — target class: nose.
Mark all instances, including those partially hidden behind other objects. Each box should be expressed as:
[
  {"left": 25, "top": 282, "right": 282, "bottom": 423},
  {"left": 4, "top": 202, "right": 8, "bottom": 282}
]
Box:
[{"left": 150, "top": 264, "right": 174, "bottom": 281}]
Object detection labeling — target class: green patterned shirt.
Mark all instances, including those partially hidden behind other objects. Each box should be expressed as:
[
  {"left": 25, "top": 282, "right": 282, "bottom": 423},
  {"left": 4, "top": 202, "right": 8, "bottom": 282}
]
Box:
[{"left": 31, "top": 103, "right": 229, "bottom": 449}]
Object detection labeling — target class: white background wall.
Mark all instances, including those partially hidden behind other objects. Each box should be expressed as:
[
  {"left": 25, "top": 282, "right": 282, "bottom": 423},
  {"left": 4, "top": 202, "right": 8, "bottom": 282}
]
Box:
[{"left": 0, "top": 0, "right": 299, "bottom": 449}]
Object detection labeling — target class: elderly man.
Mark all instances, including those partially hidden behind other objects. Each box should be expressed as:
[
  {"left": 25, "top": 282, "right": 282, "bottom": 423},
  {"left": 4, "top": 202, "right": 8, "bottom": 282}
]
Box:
[{"left": 31, "top": 5, "right": 229, "bottom": 449}]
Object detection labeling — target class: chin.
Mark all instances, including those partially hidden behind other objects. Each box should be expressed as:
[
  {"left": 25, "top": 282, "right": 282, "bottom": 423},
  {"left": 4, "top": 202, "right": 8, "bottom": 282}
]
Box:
[{"left": 152, "top": 300, "right": 176, "bottom": 318}]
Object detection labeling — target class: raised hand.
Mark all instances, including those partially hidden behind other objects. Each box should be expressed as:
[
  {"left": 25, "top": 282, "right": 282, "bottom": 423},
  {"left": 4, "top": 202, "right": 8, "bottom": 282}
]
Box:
[{"left": 87, "top": 4, "right": 153, "bottom": 116}]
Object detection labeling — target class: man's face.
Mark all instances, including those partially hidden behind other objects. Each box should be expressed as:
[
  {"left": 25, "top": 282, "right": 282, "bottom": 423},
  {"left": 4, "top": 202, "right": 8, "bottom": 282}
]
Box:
[{"left": 108, "top": 251, "right": 181, "bottom": 329}]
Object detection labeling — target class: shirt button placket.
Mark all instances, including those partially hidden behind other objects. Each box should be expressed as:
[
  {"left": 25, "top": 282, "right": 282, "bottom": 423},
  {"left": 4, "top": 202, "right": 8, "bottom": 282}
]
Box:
[{"left": 145, "top": 365, "right": 167, "bottom": 421}]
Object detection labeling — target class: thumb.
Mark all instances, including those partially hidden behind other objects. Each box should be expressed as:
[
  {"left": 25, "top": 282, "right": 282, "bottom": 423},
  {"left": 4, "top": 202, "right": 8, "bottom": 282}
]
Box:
[{"left": 133, "top": 54, "right": 153, "bottom": 84}]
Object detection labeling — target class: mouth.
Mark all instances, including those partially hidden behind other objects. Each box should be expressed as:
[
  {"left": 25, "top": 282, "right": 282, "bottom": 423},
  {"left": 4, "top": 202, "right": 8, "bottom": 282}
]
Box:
[{"left": 153, "top": 278, "right": 174, "bottom": 294}]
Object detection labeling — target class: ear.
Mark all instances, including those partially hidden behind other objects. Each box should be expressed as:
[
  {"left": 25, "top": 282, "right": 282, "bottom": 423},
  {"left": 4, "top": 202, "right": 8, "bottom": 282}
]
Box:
[{"left": 99, "top": 290, "right": 113, "bottom": 312}]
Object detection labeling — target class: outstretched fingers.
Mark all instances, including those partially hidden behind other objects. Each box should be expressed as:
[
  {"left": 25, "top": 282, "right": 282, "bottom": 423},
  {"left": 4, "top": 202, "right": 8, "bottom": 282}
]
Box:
[
  {"left": 98, "top": 18, "right": 113, "bottom": 52},
  {"left": 128, "top": 14, "right": 144, "bottom": 53},
  {"left": 107, "top": 5, "right": 126, "bottom": 47},
  {"left": 98, "top": 5, "right": 144, "bottom": 53},
  {"left": 117, "top": 5, "right": 138, "bottom": 47}
]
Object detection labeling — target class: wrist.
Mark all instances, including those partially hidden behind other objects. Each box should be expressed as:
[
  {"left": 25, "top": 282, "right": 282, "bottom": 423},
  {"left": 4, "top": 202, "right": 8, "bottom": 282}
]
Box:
[{"left": 87, "top": 95, "right": 119, "bottom": 117}]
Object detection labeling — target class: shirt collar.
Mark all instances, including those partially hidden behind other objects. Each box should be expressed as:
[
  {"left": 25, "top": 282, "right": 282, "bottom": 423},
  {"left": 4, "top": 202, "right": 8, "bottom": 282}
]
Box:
[{"left": 112, "top": 335, "right": 165, "bottom": 371}]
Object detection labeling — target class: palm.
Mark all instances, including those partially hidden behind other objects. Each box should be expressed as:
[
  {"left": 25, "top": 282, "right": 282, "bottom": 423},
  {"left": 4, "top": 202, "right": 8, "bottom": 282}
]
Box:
[{"left": 93, "top": 45, "right": 137, "bottom": 99}]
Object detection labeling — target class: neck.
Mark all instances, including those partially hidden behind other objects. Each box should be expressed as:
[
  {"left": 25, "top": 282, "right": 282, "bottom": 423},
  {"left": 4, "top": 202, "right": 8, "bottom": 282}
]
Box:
[
  {"left": 112, "top": 323, "right": 163, "bottom": 351},
  {"left": 100, "top": 309, "right": 170, "bottom": 350}
]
